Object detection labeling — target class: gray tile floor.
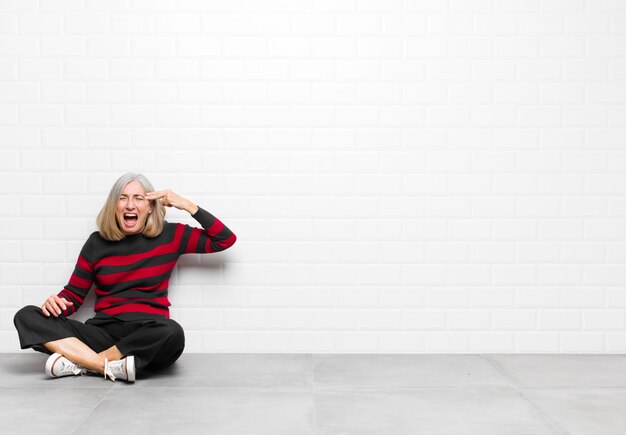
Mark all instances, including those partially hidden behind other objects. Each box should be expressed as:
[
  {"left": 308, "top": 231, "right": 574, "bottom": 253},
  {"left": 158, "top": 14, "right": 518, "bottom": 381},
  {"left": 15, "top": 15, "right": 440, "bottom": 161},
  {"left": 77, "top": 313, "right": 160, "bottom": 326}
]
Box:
[{"left": 1, "top": 353, "right": 625, "bottom": 434}]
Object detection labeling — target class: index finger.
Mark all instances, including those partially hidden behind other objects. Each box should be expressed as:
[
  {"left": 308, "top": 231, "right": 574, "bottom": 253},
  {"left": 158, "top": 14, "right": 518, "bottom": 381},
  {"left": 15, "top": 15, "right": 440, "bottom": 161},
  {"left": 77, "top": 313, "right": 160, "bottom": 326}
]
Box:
[
  {"left": 146, "top": 191, "right": 166, "bottom": 198},
  {"left": 145, "top": 192, "right": 165, "bottom": 201}
]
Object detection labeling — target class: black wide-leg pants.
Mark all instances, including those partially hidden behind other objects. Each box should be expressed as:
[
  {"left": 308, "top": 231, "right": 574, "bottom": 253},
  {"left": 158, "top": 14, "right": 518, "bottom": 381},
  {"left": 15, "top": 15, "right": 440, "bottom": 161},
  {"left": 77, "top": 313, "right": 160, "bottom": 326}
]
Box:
[{"left": 13, "top": 305, "right": 185, "bottom": 372}]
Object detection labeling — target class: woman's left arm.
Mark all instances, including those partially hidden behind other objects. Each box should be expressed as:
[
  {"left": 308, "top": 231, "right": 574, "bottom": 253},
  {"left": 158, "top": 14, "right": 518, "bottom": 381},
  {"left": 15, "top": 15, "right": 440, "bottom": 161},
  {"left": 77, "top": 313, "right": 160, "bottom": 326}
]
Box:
[{"left": 146, "top": 189, "right": 237, "bottom": 253}]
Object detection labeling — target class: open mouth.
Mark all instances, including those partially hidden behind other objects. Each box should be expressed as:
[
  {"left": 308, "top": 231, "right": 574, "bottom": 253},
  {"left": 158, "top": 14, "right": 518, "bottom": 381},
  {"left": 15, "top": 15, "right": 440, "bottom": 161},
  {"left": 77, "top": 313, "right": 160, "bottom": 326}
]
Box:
[{"left": 123, "top": 213, "right": 139, "bottom": 227}]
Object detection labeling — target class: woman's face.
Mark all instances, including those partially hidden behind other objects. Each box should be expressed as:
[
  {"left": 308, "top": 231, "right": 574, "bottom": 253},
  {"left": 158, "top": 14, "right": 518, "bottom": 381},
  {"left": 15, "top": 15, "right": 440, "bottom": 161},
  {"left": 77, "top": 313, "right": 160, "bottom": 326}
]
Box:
[{"left": 116, "top": 180, "right": 153, "bottom": 235}]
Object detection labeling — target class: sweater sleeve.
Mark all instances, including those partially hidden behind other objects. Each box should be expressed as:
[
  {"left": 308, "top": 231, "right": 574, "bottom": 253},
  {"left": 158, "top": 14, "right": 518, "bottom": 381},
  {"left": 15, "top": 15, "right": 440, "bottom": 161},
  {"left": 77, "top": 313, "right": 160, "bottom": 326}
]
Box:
[
  {"left": 57, "top": 234, "right": 96, "bottom": 316},
  {"left": 181, "top": 206, "right": 237, "bottom": 254}
]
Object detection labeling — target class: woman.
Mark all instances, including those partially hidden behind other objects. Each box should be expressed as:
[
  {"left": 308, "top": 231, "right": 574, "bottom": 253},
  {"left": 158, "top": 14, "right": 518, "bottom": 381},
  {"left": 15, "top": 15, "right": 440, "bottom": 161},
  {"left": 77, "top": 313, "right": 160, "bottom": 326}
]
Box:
[{"left": 13, "top": 173, "right": 236, "bottom": 382}]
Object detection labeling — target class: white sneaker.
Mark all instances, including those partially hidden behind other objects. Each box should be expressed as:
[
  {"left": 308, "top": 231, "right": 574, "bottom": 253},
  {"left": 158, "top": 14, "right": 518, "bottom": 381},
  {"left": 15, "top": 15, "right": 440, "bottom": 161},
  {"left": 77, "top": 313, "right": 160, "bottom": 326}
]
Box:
[
  {"left": 45, "top": 353, "right": 87, "bottom": 378},
  {"left": 104, "top": 356, "right": 135, "bottom": 383}
]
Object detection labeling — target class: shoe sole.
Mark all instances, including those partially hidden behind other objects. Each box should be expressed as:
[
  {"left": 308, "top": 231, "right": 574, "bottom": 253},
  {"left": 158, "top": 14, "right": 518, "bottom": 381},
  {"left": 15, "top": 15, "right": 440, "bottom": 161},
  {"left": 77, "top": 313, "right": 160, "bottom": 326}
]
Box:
[{"left": 126, "top": 355, "right": 136, "bottom": 383}]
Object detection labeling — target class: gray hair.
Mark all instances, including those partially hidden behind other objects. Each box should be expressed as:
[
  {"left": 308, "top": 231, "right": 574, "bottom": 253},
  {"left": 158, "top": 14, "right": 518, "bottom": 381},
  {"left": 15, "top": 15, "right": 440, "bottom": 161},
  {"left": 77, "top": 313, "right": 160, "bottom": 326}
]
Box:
[
  {"left": 107, "top": 172, "right": 156, "bottom": 203},
  {"left": 96, "top": 173, "right": 165, "bottom": 241}
]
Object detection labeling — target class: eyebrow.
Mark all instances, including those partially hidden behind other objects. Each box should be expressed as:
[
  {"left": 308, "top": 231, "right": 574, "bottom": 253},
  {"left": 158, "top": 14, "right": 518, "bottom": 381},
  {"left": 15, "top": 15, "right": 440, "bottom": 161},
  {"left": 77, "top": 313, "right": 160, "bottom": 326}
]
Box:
[{"left": 120, "top": 194, "right": 145, "bottom": 197}]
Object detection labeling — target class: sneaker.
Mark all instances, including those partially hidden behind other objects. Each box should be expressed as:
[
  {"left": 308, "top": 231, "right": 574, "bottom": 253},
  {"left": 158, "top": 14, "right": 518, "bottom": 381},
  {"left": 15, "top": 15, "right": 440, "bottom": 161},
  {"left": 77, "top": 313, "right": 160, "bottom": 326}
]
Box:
[
  {"left": 45, "top": 353, "right": 87, "bottom": 378},
  {"left": 104, "top": 356, "right": 135, "bottom": 383}
]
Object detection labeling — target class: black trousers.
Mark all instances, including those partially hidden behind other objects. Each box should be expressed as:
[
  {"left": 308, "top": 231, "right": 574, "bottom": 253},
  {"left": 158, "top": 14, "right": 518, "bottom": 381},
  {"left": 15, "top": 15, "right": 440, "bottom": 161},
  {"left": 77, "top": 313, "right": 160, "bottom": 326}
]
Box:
[{"left": 13, "top": 305, "right": 185, "bottom": 372}]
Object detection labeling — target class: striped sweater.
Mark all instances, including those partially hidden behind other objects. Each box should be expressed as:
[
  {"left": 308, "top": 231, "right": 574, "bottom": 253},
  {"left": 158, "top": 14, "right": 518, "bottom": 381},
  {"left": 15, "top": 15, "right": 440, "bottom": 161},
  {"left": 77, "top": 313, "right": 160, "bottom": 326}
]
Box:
[{"left": 57, "top": 206, "right": 236, "bottom": 319}]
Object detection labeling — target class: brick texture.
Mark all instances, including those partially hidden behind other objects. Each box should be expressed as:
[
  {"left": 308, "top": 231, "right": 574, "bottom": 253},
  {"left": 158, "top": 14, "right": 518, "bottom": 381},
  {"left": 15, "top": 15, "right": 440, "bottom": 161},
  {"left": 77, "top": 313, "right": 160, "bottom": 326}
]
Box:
[{"left": 1, "top": 0, "right": 625, "bottom": 353}]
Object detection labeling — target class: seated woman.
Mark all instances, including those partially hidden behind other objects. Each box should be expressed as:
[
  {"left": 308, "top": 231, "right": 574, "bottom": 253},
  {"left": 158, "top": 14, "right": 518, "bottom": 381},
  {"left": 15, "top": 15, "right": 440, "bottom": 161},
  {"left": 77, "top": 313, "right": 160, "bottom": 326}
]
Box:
[{"left": 13, "top": 173, "right": 236, "bottom": 382}]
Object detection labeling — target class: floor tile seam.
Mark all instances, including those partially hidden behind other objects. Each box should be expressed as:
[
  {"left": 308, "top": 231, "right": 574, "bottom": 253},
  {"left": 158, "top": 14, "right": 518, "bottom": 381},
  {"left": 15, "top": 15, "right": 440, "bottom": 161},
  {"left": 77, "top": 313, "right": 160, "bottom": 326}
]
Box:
[
  {"left": 309, "top": 353, "right": 492, "bottom": 356},
  {"left": 108, "top": 385, "right": 316, "bottom": 392},
  {"left": 312, "top": 384, "right": 524, "bottom": 393},
  {"left": 481, "top": 355, "right": 626, "bottom": 389},
  {"left": 481, "top": 355, "right": 571, "bottom": 435},
  {"left": 481, "top": 354, "right": 522, "bottom": 388},
  {"left": 68, "top": 384, "right": 116, "bottom": 435},
  {"left": 108, "top": 385, "right": 533, "bottom": 392},
  {"left": 0, "top": 385, "right": 528, "bottom": 392},
  {"left": 514, "top": 388, "right": 572, "bottom": 435},
  {"left": 519, "top": 386, "right": 626, "bottom": 391},
  {"left": 0, "top": 386, "right": 116, "bottom": 390},
  {"left": 6, "top": 384, "right": 626, "bottom": 392}
]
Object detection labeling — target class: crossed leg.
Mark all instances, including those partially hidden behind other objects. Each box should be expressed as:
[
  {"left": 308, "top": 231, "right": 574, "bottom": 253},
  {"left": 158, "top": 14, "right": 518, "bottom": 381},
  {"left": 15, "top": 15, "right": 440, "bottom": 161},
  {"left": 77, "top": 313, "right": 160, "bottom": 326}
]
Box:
[{"left": 43, "top": 337, "right": 122, "bottom": 375}]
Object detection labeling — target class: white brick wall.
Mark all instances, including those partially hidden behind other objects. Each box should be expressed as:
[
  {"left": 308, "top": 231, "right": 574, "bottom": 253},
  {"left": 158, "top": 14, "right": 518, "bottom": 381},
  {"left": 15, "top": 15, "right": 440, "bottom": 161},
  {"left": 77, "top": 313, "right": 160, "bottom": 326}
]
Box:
[{"left": 1, "top": 1, "right": 625, "bottom": 353}]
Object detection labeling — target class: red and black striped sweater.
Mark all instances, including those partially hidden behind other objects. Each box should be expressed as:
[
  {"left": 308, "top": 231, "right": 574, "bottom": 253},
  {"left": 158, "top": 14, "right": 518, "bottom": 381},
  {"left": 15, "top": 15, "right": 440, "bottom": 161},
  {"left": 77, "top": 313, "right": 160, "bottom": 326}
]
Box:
[{"left": 57, "top": 207, "right": 236, "bottom": 319}]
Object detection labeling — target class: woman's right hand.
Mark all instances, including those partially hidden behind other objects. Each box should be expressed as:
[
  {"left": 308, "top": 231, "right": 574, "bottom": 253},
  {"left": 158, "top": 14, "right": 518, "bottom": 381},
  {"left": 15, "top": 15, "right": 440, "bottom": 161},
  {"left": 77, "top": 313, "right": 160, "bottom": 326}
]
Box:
[{"left": 41, "top": 295, "right": 73, "bottom": 317}]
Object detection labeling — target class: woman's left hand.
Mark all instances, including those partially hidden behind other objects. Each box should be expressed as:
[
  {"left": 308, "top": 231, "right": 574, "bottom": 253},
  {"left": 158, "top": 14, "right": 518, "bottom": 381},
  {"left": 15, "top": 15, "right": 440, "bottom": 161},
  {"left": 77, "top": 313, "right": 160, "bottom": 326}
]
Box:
[{"left": 145, "top": 189, "right": 199, "bottom": 215}]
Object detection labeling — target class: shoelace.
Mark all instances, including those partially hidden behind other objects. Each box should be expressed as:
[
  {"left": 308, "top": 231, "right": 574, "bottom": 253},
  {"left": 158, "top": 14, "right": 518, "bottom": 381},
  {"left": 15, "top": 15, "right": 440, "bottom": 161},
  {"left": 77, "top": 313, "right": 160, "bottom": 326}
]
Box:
[
  {"left": 103, "top": 358, "right": 117, "bottom": 382},
  {"left": 59, "top": 359, "right": 83, "bottom": 376}
]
